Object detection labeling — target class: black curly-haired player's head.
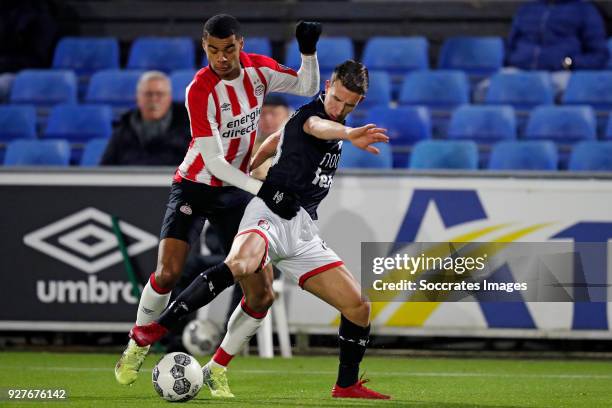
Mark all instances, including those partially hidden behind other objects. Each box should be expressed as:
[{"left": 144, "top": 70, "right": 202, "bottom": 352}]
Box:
[
  {"left": 202, "top": 14, "right": 244, "bottom": 80},
  {"left": 203, "top": 14, "right": 242, "bottom": 40},
  {"left": 323, "top": 60, "right": 369, "bottom": 122}
]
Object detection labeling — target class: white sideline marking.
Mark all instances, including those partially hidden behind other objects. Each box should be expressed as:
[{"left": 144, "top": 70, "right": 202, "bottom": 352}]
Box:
[{"left": 2, "top": 366, "right": 611, "bottom": 380}]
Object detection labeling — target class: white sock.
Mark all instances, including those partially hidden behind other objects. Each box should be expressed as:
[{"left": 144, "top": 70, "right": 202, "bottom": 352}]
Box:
[
  {"left": 211, "top": 298, "right": 267, "bottom": 367},
  {"left": 135, "top": 273, "right": 172, "bottom": 326}
]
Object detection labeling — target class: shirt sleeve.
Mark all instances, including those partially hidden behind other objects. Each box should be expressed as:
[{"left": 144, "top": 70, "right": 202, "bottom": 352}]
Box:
[
  {"left": 196, "top": 136, "right": 263, "bottom": 195},
  {"left": 256, "top": 54, "right": 320, "bottom": 97},
  {"left": 185, "top": 79, "right": 263, "bottom": 194},
  {"left": 185, "top": 80, "right": 219, "bottom": 138}
]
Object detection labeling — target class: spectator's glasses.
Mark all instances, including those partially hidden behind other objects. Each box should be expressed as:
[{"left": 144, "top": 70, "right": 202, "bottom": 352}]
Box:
[{"left": 141, "top": 91, "right": 169, "bottom": 98}]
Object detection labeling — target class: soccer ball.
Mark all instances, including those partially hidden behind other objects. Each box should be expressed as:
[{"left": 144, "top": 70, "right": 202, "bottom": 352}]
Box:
[
  {"left": 182, "top": 319, "right": 222, "bottom": 356},
  {"left": 152, "top": 352, "right": 203, "bottom": 402}
]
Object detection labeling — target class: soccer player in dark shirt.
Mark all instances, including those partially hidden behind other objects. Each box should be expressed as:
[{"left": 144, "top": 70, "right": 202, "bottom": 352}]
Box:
[{"left": 131, "top": 60, "right": 391, "bottom": 399}]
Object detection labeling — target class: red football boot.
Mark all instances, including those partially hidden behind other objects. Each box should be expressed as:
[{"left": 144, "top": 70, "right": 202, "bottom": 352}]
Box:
[
  {"left": 332, "top": 378, "right": 391, "bottom": 400},
  {"left": 129, "top": 322, "right": 169, "bottom": 347}
]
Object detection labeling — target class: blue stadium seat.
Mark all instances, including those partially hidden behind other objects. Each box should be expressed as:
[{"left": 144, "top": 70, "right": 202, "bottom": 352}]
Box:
[
  {"left": 525, "top": 106, "right": 596, "bottom": 144},
  {"left": 448, "top": 105, "right": 517, "bottom": 167},
  {"left": 80, "top": 138, "right": 109, "bottom": 166},
  {"left": 410, "top": 140, "right": 478, "bottom": 170},
  {"left": 563, "top": 71, "right": 612, "bottom": 110},
  {"left": 339, "top": 141, "right": 392, "bottom": 169},
  {"left": 488, "top": 141, "right": 558, "bottom": 171},
  {"left": 86, "top": 70, "right": 143, "bottom": 109},
  {"left": 281, "top": 93, "right": 316, "bottom": 110},
  {"left": 364, "top": 106, "right": 431, "bottom": 145},
  {"left": 399, "top": 70, "right": 469, "bottom": 137},
  {"left": 170, "top": 70, "right": 196, "bottom": 102},
  {"left": 10, "top": 70, "right": 77, "bottom": 107},
  {"left": 409, "top": 140, "right": 478, "bottom": 170},
  {"left": 52, "top": 37, "right": 120, "bottom": 76},
  {"left": 568, "top": 141, "right": 612, "bottom": 171},
  {"left": 563, "top": 71, "right": 612, "bottom": 136},
  {"left": 44, "top": 105, "right": 113, "bottom": 142},
  {"left": 362, "top": 37, "right": 429, "bottom": 76},
  {"left": 485, "top": 72, "right": 554, "bottom": 110},
  {"left": 438, "top": 37, "right": 504, "bottom": 77},
  {"left": 448, "top": 105, "right": 516, "bottom": 143},
  {"left": 128, "top": 37, "right": 195, "bottom": 72},
  {"left": 4, "top": 139, "right": 70, "bottom": 166},
  {"left": 362, "top": 36, "right": 429, "bottom": 99},
  {"left": 356, "top": 71, "right": 392, "bottom": 110},
  {"left": 360, "top": 106, "right": 431, "bottom": 168},
  {"left": 399, "top": 70, "right": 469, "bottom": 109},
  {"left": 244, "top": 37, "right": 272, "bottom": 56},
  {"left": 285, "top": 38, "right": 354, "bottom": 72},
  {"left": 0, "top": 106, "right": 37, "bottom": 141},
  {"left": 603, "top": 113, "right": 612, "bottom": 140}
]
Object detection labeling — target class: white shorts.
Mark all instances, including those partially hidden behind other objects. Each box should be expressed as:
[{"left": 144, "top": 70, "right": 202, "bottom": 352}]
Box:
[{"left": 237, "top": 197, "right": 343, "bottom": 288}]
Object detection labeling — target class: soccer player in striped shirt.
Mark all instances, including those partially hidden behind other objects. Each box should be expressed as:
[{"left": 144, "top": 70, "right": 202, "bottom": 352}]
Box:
[{"left": 115, "top": 14, "right": 322, "bottom": 386}]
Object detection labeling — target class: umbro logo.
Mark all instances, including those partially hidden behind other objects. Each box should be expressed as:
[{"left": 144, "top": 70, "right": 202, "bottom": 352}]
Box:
[
  {"left": 23, "top": 207, "right": 157, "bottom": 274},
  {"left": 221, "top": 103, "right": 231, "bottom": 112}
]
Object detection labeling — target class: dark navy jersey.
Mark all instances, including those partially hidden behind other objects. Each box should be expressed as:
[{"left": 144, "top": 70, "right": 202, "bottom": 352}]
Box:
[{"left": 265, "top": 93, "right": 342, "bottom": 220}]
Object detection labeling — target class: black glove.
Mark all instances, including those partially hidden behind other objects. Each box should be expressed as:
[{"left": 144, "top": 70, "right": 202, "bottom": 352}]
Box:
[
  {"left": 257, "top": 181, "right": 301, "bottom": 220},
  {"left": 296, "top": 21, "right": 322, "bottom": 55}
]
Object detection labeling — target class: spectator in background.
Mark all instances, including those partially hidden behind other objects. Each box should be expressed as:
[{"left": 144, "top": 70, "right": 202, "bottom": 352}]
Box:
[
  {"left": 506, "top": 0, "right": 609, "bottom": 72},
  {"left": 476, "top": 0, "right": 610, "bottom": 102},
  {"left": 506, "top": 0, "right": 609, "bottom": 95},
  {"left": 101, "top": 71, "right": 190, "bottom": 165},
  {"left": 250, "top": 95, "right": 291, "bottom": 180},
  {"left": 0, "top": 0, "right": 62, "bottom": 102}
]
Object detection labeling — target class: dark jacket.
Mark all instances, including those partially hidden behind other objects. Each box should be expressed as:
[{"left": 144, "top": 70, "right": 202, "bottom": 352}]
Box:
[
  {"left": 506, "top": 0, "right": 609, "bottom": 70},
  {"left": 101, "top": 103, "right": 190, "bottom": 166}
]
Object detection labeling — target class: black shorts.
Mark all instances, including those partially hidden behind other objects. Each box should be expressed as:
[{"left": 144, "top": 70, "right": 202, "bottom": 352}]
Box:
[{"left": 160, "top": 178, "right": 253, "bottom": 254}]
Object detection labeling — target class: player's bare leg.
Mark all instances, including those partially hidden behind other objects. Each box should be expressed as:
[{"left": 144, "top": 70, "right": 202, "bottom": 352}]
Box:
[
  {"left": 204, "top": 254, "right": 274, "bottom": 398},
  {"left": 115, "top": 238, "right": 190, "bottom": 385},
  {"left": 130, "top": 232, "right": 267, "bottom": 347},
  {"left": 302, "top": 265, "right": 390, "bottom": 399}
]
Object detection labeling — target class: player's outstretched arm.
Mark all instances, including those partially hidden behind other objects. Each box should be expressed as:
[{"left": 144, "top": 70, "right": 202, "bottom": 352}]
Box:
[
  {"left": 250, "top": 130, "right": 281, "bottom": 171},
  {"left": 296, "top": 21, "right": 322, "bottom": 56},
  {"left": 303, "top": 116, "right": 389, "bottom": 154},
  {"left": 292, "top": 21, "right": 322, "bottom": 96},
  {"left": 265, "top": 22, "right": 321, "bottom": 97}
]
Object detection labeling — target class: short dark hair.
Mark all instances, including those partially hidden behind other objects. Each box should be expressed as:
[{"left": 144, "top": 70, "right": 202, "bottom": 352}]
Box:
[
  {"left": 263, "top": 94, "right": 289, "bottom": 108},
  {"left": 331, "top": 60, "right": 369, "bottom": 95},
  {"left": 203, "top": 14, "right": 242, "bottom": 39}
]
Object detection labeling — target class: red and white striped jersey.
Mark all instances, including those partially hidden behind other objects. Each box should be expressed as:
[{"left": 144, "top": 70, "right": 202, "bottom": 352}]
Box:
[{"left": 176, "top": 51, "right": 300, "bottom": 186}]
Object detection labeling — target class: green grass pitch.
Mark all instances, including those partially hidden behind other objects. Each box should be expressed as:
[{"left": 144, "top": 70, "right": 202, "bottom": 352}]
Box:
[{"left": 1, "top": 352, "right": 611, "bottom": 407}]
